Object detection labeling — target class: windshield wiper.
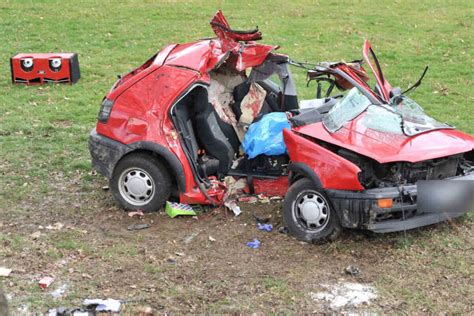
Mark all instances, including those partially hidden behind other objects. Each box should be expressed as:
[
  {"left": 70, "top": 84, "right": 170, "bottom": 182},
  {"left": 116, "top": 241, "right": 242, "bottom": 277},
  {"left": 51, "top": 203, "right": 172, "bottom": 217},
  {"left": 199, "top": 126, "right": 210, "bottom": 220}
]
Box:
[{"left": 402, "top": 66, "right": 429, "bottom": 95}]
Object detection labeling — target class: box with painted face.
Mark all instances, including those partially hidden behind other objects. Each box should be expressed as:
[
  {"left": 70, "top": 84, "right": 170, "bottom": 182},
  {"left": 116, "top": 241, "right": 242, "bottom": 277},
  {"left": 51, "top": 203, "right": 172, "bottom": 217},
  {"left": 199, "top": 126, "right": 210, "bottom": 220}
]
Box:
[{"left": 10, "top": 52, "right": 80, "bottom": 85}]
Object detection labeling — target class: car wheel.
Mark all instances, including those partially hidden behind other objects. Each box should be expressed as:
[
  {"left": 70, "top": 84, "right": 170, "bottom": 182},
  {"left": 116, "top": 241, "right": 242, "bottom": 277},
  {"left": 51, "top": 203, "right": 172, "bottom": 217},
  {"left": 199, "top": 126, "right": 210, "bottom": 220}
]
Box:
[
  {"left": 283, "top": 178, "right": 341, "bottom": 243},
  {"left": 110, "top": 153, "right": 171, "bottom": 212}
]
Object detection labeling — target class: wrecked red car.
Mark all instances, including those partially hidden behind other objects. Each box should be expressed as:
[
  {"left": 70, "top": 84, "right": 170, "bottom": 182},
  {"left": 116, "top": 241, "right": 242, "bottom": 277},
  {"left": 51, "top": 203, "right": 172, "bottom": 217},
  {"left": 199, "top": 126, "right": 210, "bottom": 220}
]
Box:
[{"left": 90, "top": 11, "right": 474, "bottom": 242}]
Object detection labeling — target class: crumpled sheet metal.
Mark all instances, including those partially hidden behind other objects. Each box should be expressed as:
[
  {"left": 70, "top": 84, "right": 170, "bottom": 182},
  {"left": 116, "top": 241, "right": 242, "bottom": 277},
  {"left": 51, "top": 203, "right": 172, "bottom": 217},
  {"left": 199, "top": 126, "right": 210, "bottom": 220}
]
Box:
[{"left": 249, "top": 59, "right": 297, "bottom": 96}]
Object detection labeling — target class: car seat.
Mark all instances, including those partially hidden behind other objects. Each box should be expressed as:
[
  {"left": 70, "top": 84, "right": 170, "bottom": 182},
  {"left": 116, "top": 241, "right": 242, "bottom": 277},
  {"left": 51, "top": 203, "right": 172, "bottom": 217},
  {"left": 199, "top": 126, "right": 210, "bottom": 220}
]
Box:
[
  {"left": 232, "top": 81, "right": 280, "bottom": 123},
  {"left": 193, "top": 89, "right": 236, "bottom": 177}
]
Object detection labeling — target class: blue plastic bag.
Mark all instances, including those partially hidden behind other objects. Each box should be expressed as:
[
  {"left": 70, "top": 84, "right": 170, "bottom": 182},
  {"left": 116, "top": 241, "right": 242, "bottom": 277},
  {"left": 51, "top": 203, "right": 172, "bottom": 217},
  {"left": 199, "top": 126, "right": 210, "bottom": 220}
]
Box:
[
  {"left": 257, "top": 223, "right": 273, "bottom": 232},
  {"left": 242, "top": 112, "right": 291, "bottom": 159},
  {"left": 246, "top": 239, "right": 261, "bottom": 249}
]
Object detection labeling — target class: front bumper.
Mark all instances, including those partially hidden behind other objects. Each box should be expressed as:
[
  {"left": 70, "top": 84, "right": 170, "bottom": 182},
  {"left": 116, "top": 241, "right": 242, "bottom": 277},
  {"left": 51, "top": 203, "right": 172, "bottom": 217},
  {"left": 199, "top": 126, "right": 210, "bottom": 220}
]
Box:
[{"left": 327, "top": 172, "right": 474, "bottom": 233}]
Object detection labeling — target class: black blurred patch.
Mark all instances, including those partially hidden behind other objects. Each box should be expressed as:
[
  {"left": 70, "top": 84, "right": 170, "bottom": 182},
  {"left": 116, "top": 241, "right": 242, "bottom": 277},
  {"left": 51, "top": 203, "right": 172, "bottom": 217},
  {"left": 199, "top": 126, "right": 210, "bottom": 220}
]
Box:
[{"left": 418, "top": 180, "right": 474, "bottom": 215}]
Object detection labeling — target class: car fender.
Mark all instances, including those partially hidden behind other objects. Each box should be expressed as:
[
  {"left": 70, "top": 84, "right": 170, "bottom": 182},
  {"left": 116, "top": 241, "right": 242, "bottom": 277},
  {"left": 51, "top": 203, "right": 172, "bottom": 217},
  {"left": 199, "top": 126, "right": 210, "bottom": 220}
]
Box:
[
  {"left": 283, "top": 129, "right": 365, "bottom": 191},
  {"left": 288, "top": 162, "right": 323, "bottom": 188}
]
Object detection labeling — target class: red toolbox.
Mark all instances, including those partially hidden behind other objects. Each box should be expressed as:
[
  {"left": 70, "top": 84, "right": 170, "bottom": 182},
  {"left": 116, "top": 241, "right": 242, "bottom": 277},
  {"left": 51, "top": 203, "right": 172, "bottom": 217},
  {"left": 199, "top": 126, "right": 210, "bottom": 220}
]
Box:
[{"left": 10, "top": 53, "right": 80, "bottom": 85}]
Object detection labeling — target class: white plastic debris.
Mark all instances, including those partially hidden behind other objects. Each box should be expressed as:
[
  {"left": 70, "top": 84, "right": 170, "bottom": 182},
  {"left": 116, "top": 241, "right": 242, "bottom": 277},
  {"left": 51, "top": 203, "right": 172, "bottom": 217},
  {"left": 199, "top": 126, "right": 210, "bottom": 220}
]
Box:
[
  {"left": 83, "top": 298, "right": 121, "bottom": 312},
  {"left": 50, "top": 283, "right": 68, "bottom": 299},
  {"left": 224, "top": 200, "right": 242, "bottom": 216},
  {"left": 310, "top": 282, "right": 377, "bottom": 310},
  {"left": 0, "top": 267, "right": 12, "bottom": 277}
]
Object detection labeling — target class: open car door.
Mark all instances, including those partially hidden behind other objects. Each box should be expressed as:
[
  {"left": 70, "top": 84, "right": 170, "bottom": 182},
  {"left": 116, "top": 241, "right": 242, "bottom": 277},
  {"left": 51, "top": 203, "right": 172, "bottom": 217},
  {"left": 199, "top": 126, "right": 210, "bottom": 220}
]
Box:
[{"left": 362, "top": 40, "right": 392, "bottom": 103}]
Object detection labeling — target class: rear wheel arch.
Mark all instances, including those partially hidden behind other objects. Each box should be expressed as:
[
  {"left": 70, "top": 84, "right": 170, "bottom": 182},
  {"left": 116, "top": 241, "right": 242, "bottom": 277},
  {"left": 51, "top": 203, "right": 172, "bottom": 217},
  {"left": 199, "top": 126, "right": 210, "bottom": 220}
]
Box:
[
  {"left": 114, "top": 141, "right": 186, "bottom": 193},
  {"left": 110, "top": 152, "right": 171, "bottom": 212}
]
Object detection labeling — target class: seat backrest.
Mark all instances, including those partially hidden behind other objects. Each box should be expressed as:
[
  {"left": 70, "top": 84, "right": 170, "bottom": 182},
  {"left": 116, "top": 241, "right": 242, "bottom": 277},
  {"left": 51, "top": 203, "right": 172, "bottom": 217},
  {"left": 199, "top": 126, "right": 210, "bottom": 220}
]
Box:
[
  {"left": 174, "top": 96, "right": 199, "bottom": 161},
  {"left": 232, "top": 81, "right": 281, "bottom": 124},
  {"left": 193, "top": 89, "right": 235, "bottom": 176}
]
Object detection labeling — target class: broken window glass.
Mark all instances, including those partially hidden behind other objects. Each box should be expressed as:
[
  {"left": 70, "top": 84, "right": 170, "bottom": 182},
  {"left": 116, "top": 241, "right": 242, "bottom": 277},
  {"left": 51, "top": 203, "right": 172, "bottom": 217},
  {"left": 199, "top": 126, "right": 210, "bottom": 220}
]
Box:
[
  {"left": 323, "top": 88, "right": 371, "bottom": 132},
  {"left": 362, "top": 105, "right": 403, "bottom": 134},
  {"left": 323, "top": 87, "right": 452, "bottom": 136},
  {"left": 391, "top": 96, "right": 451, "bottom": 135}
]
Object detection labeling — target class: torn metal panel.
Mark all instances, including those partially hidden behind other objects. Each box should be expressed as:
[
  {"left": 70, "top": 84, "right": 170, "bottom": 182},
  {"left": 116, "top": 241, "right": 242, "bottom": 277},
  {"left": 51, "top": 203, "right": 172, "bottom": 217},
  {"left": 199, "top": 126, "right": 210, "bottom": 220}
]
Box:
[{"left": 249, "top": 58, "right": 297, "bottom": 96}]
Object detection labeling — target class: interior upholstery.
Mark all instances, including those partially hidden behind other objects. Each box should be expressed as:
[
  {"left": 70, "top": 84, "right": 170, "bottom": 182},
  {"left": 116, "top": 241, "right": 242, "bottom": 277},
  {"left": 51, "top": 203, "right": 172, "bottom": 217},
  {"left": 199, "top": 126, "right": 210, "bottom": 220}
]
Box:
[{"left": 192, "top": 89, "right": 235, "bottom": 177}]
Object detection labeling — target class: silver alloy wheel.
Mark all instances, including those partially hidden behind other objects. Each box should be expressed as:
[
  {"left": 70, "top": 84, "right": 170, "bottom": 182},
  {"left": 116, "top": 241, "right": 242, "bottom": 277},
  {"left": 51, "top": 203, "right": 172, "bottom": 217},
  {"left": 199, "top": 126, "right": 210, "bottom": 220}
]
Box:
[
  {"left": 118, "top": 167, "right": 155, "bottom": 206},
  {"left": 292, "top": 190, "right": 330, "bottom": 232}
]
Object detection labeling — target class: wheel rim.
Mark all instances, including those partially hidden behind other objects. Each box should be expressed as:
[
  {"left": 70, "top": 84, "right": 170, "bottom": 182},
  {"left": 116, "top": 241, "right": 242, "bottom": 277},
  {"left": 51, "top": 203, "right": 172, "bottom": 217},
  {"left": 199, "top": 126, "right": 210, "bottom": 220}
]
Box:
[
  {"left": 292, "top": 190, "right": 330, "bottom": 232},
  {"left": 118, "top": 167, "right": 155, "bottom": 206}
]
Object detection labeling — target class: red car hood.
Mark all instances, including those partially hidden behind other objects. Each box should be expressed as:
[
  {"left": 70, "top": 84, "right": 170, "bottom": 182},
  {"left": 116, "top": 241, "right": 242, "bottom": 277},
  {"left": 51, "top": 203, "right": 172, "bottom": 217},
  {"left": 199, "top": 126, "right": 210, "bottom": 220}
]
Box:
[{"left": 295, "top": 120, "right": 474, "bottom": 163}]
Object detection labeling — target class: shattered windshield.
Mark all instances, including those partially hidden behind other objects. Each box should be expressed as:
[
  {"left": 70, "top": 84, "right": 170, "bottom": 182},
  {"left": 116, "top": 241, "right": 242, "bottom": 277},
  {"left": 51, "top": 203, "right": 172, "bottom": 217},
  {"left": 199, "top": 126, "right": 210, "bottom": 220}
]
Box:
[
  {"left": 323, "top": 88, "right": 371, "bottom": 132},
  {"left": 323, "top": 88, "right": 452, "bottom": 136},
  {"left": 390, "top": 95, "right": 452, "bottom": 135}
]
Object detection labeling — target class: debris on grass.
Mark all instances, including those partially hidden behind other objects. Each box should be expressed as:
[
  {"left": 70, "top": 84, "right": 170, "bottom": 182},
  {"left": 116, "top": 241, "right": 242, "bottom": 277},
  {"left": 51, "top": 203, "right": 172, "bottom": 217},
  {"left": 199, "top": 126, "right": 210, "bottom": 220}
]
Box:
[
  {"left": 127, "top": 223, "right": 150, "bottom": 231},
  {"left": 345, "top": 265, "right": 361, "bottom": 276},
  {"left": 257, "top": 223, "right": 273, "bottom": 232},
  {"left": 246, "top": 239, "right": 261, "bottom": 249},
  {"left": 46, "top": 222, "right": 64, "bottom": 230},
  {"left": 50, "top": 283, "right": 68, "bottom": 299},
  {"left": 238, "top": 196, "right": 258, "bottom": 203},
  {"left": 30, "top": 231, "right": 42, "bottom": 240},
  {"left": 0, "top": 267, "right": 12, "bottom": 277},
  {"left": 310, "top": 282, "right": 377, "bottom": 310},
  {"left": 46, "top": 307, "right": 89, "bottom": 316},
  {"left": 165, "top": 201, "right": 197, "bottom": 218},
  {"left": 82, "top": 273, "right": 92, "bottom": 280},
  {"left": 208, "top": 236, "right": 216, "bottom": 242},
  {"left": 101, "top": 185, "right": 109, "bottom": 191},
  {"left": 83, "top": 298, "right": 121, "bottom": 313},
  {"left": 224, "top": 200, "right": 242, "bottom": 216},
  {"left": 128, "top": 210, "right": 144, "bottom": 218},
  {"left": 167, "top": 257, "right": 177, "bottom": 264},
  {"left": 257, "top": 194, "right": 270, "bottom": 204},
  {"left": 39, "top": 276, "right": 55, "bottom": 289},
  {"left": 278, "top": 226, "right": 289, "bottom": 234},
  {"left": 183, "top": 233, "right": 198, "bottom": 245}
]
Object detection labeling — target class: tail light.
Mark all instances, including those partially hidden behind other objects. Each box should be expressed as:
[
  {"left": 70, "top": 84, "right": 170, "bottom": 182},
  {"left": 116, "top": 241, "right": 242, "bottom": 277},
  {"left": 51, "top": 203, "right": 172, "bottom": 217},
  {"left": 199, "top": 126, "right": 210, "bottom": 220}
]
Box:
[{"left": 98, "top": 98, "right": 114, "bottom": 123}]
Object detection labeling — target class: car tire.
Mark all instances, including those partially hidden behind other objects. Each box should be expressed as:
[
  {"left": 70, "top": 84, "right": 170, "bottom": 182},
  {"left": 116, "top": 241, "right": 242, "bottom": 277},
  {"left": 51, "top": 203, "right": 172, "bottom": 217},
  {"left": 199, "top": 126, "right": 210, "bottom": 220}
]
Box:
[
  {"left": 283, "top": 178, "right": 341, "bottom": 243},
  {"left": 110, "top": 153, "right": 171, "bottom": 213}
]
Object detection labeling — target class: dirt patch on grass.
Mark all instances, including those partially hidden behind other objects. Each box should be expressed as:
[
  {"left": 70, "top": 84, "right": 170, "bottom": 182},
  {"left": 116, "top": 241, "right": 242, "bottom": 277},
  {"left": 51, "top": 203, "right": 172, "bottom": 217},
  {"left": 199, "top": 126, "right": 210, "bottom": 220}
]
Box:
[{"left": 1, "top": 174, "right": 473, "bottom": 313}]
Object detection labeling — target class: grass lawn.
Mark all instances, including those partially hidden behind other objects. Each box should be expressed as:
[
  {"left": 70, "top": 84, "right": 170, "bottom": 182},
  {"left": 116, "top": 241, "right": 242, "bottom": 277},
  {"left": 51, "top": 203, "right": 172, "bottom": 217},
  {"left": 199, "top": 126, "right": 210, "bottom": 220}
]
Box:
[{"left": 0, "top": 0, "right": 473, "bottom": 313}]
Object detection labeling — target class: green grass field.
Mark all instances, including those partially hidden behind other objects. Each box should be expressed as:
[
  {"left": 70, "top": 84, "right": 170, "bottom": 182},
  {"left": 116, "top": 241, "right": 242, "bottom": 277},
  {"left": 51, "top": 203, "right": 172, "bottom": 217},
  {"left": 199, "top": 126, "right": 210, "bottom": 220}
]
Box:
[{"left": 0, "top": 0, "right": 473, "bottom": 313}]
